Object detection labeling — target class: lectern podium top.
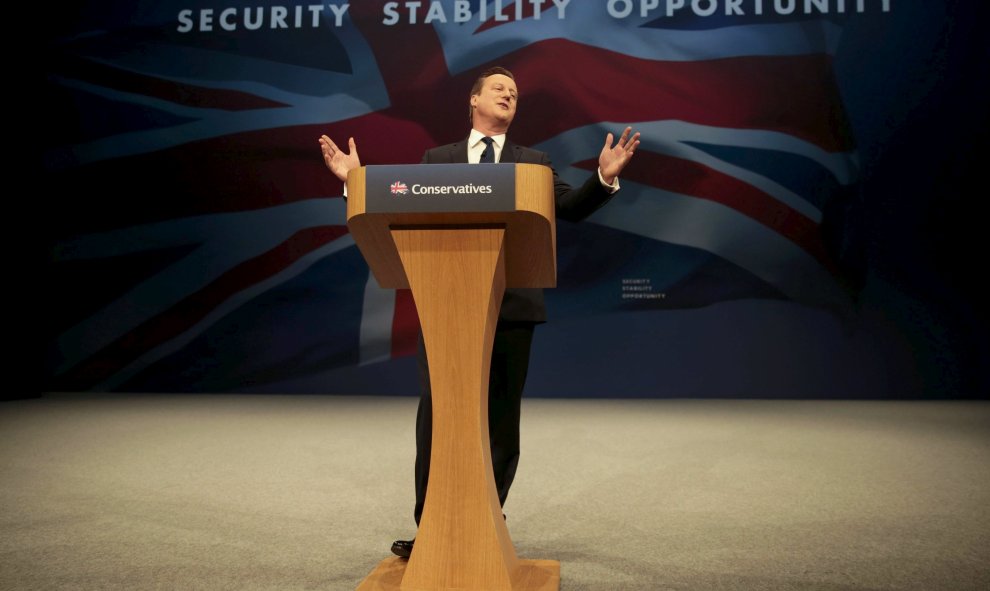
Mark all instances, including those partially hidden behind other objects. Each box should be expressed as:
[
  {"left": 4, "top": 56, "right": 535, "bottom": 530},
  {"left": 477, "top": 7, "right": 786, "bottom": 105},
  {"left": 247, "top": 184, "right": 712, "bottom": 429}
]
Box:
[{"left": 345, "top": 163, "right": 557, "bottom": 289}]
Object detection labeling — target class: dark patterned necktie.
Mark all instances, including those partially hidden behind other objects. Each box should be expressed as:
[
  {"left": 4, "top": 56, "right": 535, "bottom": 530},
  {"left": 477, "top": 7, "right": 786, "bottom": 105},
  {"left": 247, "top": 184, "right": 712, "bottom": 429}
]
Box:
[{"left": 479, "top": 136, "right": 495, "bottom": 163}]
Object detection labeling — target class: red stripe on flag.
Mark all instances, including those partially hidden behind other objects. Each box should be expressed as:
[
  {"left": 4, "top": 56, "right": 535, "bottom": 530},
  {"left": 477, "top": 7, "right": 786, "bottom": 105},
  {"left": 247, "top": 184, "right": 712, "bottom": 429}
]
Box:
[
  {"left": 60, "top": 55, "right": 289, "bottom": 111},
  {"left": 574, "top": 152, "right": 835, "bottom": 271},
  {"left": 53, "top": 225, "right": 349, "bottom": 390},
  {"left": 502, "top": 41, "right": 854, "bottom": 153},
  {"left": 49, "top": 113, "right": 435, "bottom": 236}
]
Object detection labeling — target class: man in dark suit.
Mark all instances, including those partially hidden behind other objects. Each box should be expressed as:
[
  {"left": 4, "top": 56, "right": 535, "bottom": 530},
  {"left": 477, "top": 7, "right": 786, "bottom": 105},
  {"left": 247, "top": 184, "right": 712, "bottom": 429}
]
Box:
[{"left": 319, "top": 66, "right": 639, "bottom": 558}]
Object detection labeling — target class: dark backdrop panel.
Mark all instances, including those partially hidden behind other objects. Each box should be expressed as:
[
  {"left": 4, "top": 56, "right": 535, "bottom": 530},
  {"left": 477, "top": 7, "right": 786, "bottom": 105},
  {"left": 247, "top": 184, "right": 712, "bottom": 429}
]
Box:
[{"left": 43, "top": 1, "right": 988, "bottom": 398}]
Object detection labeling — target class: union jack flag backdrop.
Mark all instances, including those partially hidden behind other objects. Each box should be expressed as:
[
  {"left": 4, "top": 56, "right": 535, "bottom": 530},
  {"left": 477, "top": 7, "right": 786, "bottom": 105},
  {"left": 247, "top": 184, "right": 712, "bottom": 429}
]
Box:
[{"left": 43, "top": 1, "right": 982, "bottom": 397}]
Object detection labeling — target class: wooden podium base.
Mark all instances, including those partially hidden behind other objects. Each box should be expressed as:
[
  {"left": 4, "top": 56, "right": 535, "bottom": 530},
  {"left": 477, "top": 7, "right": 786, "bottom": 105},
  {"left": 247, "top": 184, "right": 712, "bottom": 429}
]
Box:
[{"left": 357, "top": 557, "right": 560, "bottom": 591}]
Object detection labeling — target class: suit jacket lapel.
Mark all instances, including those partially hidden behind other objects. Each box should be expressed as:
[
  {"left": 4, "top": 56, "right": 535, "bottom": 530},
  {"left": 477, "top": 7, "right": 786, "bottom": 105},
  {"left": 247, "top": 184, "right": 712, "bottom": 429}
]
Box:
[
  {"left": 451, "top": 141, "right": 469, "bottom": 163},
  {"left": 500, "top": 140, "right": 519, "bottom": 163}
]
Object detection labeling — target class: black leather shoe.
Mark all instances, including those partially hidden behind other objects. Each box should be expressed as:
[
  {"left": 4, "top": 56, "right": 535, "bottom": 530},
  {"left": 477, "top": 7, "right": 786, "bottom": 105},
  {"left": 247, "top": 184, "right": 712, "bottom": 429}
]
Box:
[{"left": 391, "top": 539, "right": 414, "bottom": 558}]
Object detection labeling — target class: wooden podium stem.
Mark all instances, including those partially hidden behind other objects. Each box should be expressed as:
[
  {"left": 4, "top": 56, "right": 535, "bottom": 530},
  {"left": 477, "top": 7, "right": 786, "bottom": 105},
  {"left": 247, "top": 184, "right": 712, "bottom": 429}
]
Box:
[
  {"left": 356, "top": 226, "right": 558, "bottom": 591},
  {"left": 397, "top": 226, "right": 514, "bottom": 590}
]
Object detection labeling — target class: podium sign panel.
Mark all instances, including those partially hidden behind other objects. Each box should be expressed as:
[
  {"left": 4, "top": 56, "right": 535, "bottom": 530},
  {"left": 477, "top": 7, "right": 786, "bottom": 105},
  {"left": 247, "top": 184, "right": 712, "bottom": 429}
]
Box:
[
  {"left": 346, "top": 164, "right": 557, "bottom": 291},
  {"left": 365, "top": 163, "right": 516, "bottom": 213}
]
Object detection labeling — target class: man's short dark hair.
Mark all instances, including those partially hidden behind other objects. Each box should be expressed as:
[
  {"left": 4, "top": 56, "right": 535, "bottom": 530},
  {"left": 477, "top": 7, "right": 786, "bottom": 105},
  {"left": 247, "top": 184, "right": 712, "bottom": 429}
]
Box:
[{"left": 469, "top": 66, "right": 515, "bottom": 121}]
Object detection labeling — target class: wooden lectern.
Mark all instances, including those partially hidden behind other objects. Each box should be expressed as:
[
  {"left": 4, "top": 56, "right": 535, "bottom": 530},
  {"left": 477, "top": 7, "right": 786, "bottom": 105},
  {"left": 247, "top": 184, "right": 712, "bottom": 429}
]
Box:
[{"left": 348, "top": 163, "right": 559, "bottom": 591}]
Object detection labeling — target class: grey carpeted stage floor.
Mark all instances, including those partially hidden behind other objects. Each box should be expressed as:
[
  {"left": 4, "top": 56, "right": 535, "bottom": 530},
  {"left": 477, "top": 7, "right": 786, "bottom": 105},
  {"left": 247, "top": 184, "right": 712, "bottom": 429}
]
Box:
[{"left": 1, "top": 395, "right": 988, "bottom": 590}]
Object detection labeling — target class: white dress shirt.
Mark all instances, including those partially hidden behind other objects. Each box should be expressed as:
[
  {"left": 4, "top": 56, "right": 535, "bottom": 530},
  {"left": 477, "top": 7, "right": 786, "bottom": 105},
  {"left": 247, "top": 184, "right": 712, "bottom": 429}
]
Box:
[{"left": 468, "top": 129, "right": 506, "bottom": 163}]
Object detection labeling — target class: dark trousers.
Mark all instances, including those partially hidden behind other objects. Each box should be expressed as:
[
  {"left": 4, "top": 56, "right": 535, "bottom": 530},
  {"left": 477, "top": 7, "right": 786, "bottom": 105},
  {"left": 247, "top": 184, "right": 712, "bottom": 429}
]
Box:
[{"left": 413, "top": 322, "right": 536, "bottom": 525}]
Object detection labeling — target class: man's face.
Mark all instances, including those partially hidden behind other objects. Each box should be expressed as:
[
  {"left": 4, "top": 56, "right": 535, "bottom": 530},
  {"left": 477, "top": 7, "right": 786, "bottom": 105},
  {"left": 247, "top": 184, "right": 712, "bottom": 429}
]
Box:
[{"left": 471, "top": 74, "right": 518, "bottom": 129}]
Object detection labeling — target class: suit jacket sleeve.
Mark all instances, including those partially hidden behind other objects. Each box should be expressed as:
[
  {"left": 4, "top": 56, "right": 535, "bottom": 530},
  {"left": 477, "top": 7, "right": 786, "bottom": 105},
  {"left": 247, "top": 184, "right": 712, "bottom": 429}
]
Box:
[{"left": 510, "top": 145, "right": 614, "bottom": 223}]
